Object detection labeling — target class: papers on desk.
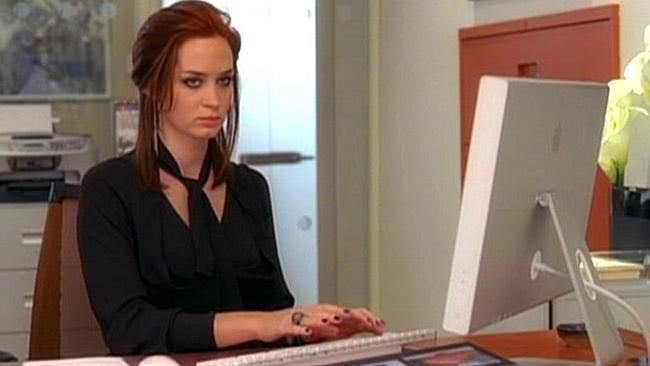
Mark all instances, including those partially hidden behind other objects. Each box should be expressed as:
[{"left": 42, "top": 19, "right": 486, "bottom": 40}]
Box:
[
  {"left": 0, "top": 104, "right": 53, "bottom": 134},
  {"left": 591, "top": 256, "right": 644, "bottom": 280},
  {"left": 23, "top": 357, "right": 127, "bottom": 366}
]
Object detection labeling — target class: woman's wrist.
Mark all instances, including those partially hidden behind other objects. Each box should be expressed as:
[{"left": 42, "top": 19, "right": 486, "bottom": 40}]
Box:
[
  {"left": 249, "top": 309, "right": 287, "bottom": 342},
  {"left": 250, "top": 311, "right": 271, "bottom": 341},
  {"left": 213, "top": 311, "right": 270, "bottom": 347}
]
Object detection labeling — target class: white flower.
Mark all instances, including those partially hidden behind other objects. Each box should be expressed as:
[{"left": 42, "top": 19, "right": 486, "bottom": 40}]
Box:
[
  {"left": 623, "top": 50, "right": 650, "bottom": 105},
  {"left": 598, "top": 25, "right": 650, "bottom": 186}
]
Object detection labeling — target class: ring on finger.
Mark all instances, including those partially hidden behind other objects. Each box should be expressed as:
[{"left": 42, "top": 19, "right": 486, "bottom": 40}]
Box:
[{"left": 291, "top": 311, "right": 306, "bottom": 326}]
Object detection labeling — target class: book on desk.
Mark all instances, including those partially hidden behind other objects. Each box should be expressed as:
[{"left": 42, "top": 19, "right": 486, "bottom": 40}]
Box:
[{"left": 591, "top": 256, "right": 645, "bottom": 281}]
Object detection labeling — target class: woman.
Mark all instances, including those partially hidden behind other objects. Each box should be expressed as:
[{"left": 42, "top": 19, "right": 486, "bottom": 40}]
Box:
[{"left": 78, "top": 0, "right": 384, "bottom": 355}]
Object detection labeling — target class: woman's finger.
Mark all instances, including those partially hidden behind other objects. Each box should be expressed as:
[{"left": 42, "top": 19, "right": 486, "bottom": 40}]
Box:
[
  {"left": 299, "top": 308, "right": 334, "bottom": 327},
  {"left": 302, "top": 305, "right": 349, "bottom": 327},
  {"left": 340, "top": 308, "right": 383, "bottom": 335},
  {"left": 288, "top": 324, "right": 312, "bottom": 338},
  {"left": 288, "top": 304, "right": 385, "bottom": 340},
  {"left": 291, "top": 308, "right": 342, "bottom": 340},
  {"left": 295, "top": 319, "right": 338, "bottom": 341},
  {"left": 344, "top": 308, "right": 373, "bottom": 328},
  {"left": 353, "top": 308, "right": 385, "bottom": 334}
]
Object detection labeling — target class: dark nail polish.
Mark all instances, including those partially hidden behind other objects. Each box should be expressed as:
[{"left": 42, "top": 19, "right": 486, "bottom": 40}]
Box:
[
  {"left": 333, "top": 316, "right": 341, "bottom": 321},
  {"left": 305, "top": 328, "right": 312, "bottom": 334},
  {"left": 321, "top": 318, "right": 328, "bottom": 323}
]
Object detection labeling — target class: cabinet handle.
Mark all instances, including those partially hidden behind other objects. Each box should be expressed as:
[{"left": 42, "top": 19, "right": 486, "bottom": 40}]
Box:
[
  {"left": 21, "top": 230, "right": 43, "bottom": 246},
  {"left": 23, "top": 293, "right": 33, "bottom": 309},
  {"left": 518, "top": 62, "right": 540, "bottom": 78}
]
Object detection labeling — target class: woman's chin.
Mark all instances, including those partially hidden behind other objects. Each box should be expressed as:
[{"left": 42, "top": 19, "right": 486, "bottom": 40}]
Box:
[{"left": 191, "top": 127, "right": 221, "bottom": 140}]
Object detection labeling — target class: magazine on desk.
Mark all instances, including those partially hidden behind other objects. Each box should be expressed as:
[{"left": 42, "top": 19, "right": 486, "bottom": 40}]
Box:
[
  {"left": 591, "top": 256, "right": 645, "bottom": 280},
  {"left": 332, "top": 342, "right": 513, "bottom": 366}
]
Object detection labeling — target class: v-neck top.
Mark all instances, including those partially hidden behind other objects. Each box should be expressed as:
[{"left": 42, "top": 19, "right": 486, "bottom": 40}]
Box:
[{"left": 77, "top": 153, "right": 295, "bottom": 355}]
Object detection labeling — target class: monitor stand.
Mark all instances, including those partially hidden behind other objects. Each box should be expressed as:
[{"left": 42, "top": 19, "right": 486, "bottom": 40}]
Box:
[{"left": 523, "top": 192, "right": 625, "bottom": 366}]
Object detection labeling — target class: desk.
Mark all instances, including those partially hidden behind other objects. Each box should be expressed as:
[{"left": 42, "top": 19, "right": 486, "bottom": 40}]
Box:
[
  {"left": 414, "top": 329, "right": 646, "bottom": 364},
  {"left": 119, "top": 329, "right": 647, "bottom": 366}
]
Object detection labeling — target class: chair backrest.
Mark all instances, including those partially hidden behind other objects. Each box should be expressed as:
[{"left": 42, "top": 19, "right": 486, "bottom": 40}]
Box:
[{"left": 29, "top": 197, "right": 108, "bottom": 360}]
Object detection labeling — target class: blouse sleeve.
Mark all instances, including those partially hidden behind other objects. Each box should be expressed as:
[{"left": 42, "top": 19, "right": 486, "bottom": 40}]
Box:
[
  {"left": 77, "top": 165, "right": 216, "bottom": 355},
  {"left": 247, "top": 167, "right": 295, "bottom": 309}
]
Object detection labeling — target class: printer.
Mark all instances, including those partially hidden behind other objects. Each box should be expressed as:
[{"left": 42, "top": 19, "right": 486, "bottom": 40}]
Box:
[{"left": 0, "top": 104, "right": 97, "bottom": 203}]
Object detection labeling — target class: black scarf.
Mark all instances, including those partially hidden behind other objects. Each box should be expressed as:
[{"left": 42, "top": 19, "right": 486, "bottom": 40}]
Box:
[{"left": 157, "top": 139, "right": 215, "bottom": 276}]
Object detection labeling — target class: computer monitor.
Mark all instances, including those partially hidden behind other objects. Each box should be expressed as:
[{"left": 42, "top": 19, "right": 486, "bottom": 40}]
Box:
[{"left": 443, "top": 76, "right": 625, "bottom": 364}]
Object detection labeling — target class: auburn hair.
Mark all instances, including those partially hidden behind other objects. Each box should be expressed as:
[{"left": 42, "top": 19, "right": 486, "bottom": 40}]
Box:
[{"left": 131, "top": 0, "right": 241, "bottom": 190}]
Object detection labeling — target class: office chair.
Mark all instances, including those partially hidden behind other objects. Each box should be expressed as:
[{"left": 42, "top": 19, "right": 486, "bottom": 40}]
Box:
[{"left": 29, "top": 184, "right": 108, "bottom": 360}]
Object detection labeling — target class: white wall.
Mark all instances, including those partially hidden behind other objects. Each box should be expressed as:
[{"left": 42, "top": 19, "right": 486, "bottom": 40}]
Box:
[
  {"left": 473, "top": 0, "right": 614, "bottom": 24},
  {"left": 373, "top": 0, "right": 473, "bottom": 330},
  {"left": 317, "top": 0, "right": 372, "bottom": 307},
  {"left": 620, "top": 1, "right": 650, "bottom": 68},
  {"left": 332, "top": 1, "right": 371, "bottom": 307}
]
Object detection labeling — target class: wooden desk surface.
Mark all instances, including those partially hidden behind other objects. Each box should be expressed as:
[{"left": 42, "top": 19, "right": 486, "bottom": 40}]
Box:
[
  {"left": 411, "top": 329, "right": 647, "bottom": 365},
  {"left": 122, "top": 329, "right": 647, "bottom": 365}
]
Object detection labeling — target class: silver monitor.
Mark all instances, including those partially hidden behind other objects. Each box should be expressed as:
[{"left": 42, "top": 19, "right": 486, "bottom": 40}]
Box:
[{"left": 443, "top": 76, "right": 625, "bottom": 365}]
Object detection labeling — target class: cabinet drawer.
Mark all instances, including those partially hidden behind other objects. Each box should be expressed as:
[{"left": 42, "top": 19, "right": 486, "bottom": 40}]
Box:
[
  {"left": 0, "top": 332, "right": 29, "bottom": 361},
  {"left": 0, "top": 270, "right": 36, "bottom": 332},
  {"left": 0, "top": 203, "right": 47, "bottom": 270}
]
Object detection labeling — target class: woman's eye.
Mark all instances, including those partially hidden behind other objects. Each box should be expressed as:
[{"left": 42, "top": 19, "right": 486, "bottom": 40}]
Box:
[
  {"left": 183, "top": 78, "right": 202, "bottom": 88},
  {"left": 218, "top": 76, "right": 232, "bottom": 87}
]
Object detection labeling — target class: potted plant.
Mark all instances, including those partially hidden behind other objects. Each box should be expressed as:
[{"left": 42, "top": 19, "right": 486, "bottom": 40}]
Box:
[
  {"left": 598, "top": 25, "right": 650, "bottom": 249},
  {"left": 599, "top": 26, "right": 650, "bottom": 189}
]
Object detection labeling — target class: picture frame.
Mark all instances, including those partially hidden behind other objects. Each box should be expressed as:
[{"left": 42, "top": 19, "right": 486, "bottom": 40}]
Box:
[
  {"left": 113, "top": 100, "right": 139, "bottom": 156},
  {"left": 0, "top": 0, "right": 113, "bottom": 100}
]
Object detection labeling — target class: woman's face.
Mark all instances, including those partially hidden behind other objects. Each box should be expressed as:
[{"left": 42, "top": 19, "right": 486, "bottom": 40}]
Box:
[{"left": 160, "top": 36, "right": 234, "bottom": 144}]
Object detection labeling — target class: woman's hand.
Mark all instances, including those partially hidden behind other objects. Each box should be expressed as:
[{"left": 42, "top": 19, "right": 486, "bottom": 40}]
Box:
[
  {"left": 301, "top": 306, "right": 385, "bottom": 343},
  {"left": 327, "top": 307, "right": 385, "bottom": 340},
  {"left": 254, "top": 308, "right": 313, "bottom": 343},
  {"left": 255, "top": 304, "right": 385, "bottom": 344}
]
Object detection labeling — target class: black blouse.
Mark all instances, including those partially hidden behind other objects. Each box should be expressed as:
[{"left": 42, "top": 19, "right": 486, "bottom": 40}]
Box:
[{"left": 77, "top": 153, "right": 295, "bottom": 355}]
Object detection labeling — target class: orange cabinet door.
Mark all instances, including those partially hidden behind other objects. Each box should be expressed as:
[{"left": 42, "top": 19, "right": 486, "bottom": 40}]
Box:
[{"left": 460, "top": 5, "right": 619, "bottom": 250}]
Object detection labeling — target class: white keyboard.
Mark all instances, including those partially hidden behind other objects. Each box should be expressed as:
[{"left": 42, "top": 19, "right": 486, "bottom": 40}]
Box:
[{"left": 197, "top": 328, "right": 436, "bottom": 366}]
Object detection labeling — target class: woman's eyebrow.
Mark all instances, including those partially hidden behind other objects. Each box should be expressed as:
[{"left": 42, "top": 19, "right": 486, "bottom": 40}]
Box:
[
  {"left": 180, "top": 69, "right": 233, "bottom": 76},
  {"left": 180, "top": 70, "right": 207, "bottom": 76}
]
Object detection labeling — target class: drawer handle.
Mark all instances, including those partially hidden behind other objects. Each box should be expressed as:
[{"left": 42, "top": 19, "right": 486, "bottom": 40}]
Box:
[
  {"left": 517, "top": 61, "right": 540, "bottom": 77},
  {"left": 21, "top": 231, "right": 43, "bottom": 246},
  {"left": 24, "top": 293, "right": 33, "bottom": 309}
]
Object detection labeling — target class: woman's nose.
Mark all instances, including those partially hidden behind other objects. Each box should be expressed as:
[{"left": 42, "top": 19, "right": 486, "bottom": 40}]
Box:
[{"left": 202, "top": 86, "right": 221, "bottom": 109}]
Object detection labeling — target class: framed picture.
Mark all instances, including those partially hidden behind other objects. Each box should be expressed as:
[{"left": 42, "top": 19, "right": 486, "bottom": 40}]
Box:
[
  {"left": 113, "top": 100, "right": 139, "bottom": 156},
  {"left": 0, "top": 0, "right": 114, "bottom": 100}
]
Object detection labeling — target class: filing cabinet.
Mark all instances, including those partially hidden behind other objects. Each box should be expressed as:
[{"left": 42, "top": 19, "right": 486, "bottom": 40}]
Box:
[{"left": 0, "top": 202, "right": 47, "bottom": 360}]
